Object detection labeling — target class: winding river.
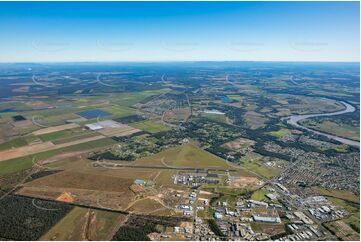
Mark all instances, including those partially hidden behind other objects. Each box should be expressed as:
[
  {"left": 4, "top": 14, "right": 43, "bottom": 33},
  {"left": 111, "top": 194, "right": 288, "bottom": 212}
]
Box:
[{"left": 285, "top": 101, "right": 360, "bottom": 147}]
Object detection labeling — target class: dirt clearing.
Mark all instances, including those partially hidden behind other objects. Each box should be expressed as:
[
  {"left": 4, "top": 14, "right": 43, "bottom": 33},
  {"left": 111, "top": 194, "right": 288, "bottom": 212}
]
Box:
[{"left": 229, "top": 176, "right": 264, "bottom": 188}]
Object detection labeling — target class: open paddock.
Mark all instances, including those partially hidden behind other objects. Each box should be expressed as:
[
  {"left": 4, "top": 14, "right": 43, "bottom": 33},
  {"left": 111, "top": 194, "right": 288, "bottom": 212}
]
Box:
[
  {"left": 239, "top": 152, "right": 282, "bottom": 179},
  {"left": 201, "top": 112, "right": 230, "bottom": 124},
  {"left": 302, "top": 119, "right": 360, "bottom": 141},
  {"left": 244, "top": 111, "right": 267, "bottom": 129},
  {"left": 115, "top": 89, "right": 169, "bottom": 106},
  {"left": 163, "top": 108, "right": 191, "bottom": 123},
  {"left": 11, "top": 120, "right": 34, "bottom": 129},
  {"left": 135, "top": 143, "right": 233, "bottom": 169},
  {"left": 324, "top": 220, "right": 360, "bottom": 241},
  {"left": 40, "top": 207, "right": 126, "bottom": 241},
  {"left": 40, "top": 207, "right": 90, "bottom": 240},
  {"left": 308, "top": 187, "right": 360, "bottom": 204},
  {"left": 32, "top": 123, "right": 80, "bottom": 135},
  {"left": 100, "top": 106, "right": 136, "bottom": 118},
  {"left": 0, "top": 135, "right": 105, "bottom": 162},
  {"left": 129, "top": 120, "right": 170, "bottom": 134},
  {"left": 17, "top": 171, "right": 138, "bottom": 211},
  {"left": 20, "top": 170, "right": 134, "bottom": 193},
  {"left": 126, "top": 197, "right": 175, "bottom": 216},
  {"left": 36, "top": 128, "right": 97, "bottom": 145},
  {"left": 271, "top": 94, "right": 345, "bottom": 115},
  {"left": 154, "top": 170, "right": 177, "bottom": 187},
  {"left": 97, "top": 124, "right": 141, "bottom": 137},
  {"left": 0, "top": 136, "right": 29, "bottom": 151},
  {"left": 268, "top": 128, "right": 291, "bottom": 138},
  {"left": 221, "top": 137, "right": 255, "bottom": 151},
  {"left": 229, "top": 176, "right": 264, "bottom": 189},
  {"left": 251, "top": 222, "right": 285, "bottom": 237},
  {"left": 0, "top": 138, "right": 116, "bottom": 175},
  {"left": 0, "top": 141, "right": 55, "bottom": 161}
]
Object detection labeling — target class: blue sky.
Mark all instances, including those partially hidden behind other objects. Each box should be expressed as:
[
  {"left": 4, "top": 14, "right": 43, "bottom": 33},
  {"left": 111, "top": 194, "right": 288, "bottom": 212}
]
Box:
[{"left": 0, "top": 1, "right": 359, "bottom": 62}]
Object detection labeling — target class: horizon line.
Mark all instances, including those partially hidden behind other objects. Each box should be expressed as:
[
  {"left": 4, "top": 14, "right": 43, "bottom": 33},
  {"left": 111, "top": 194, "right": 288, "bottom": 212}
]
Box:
[{"left": 0, "top": 60, "right": 360, "bottom": 64}]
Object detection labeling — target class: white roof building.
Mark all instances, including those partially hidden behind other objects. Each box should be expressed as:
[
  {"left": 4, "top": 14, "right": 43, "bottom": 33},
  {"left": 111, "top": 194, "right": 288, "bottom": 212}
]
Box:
[
  {"left": 266, "top": 193, "right": 278, "bottom": 200},
  {"left": 294, "top": 211, "right": 314, "bottom": 225},
  {"left": 252, "top": 207, "right": 281, "bottom": 223},
  {"left": 85, "top": 123, "right": 103, "bottom": 130},
  {"left": 97, "top": 120, "right": 122, "bottom": 128},
  {"left": 214, "top": 212, "right": 223, "bottom": 219},
  {"left": 85, "top": 120, "right": 123, "bottom": 131}
]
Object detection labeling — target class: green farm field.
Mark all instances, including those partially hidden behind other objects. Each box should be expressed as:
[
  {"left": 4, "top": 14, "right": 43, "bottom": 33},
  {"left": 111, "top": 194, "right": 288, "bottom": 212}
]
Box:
[
  {"left": 115, "top": 89, "right": 169, "bottom": 106},
  {"left": 0, "top": 138, "right": 116, "bottom": 175},
  {"left": 328, "top": 197, "right": 360, "bottom": 232},
  {"left": 37, "top": 128, "right": 95, "bottom": 142},
  {"left": 0, "top": 137, "right": 28, "bottom": 151},
  {"left": 308, "top": 187, "right": 360, "bottom": 204},
  {"left": 202, "top": 113, "right": 230, "bottom": 124},
  {"left": 268, "top": 128, "right": 290, "bottom": 138},
  {"left": 250, "top": 188, "right": 269, "bottom": 201},
  {"left": 240, "top": 157, "right": 279, "bottom": 179},
  {"left": 40, "top": 207, "right": 88, "bottom": 241},
  {"left": 130, "top": 120, "right": 169, "bottom": 133},
  {"left": 136, "top": 143, "right": 231, "bottom": 169},
  {"left": 303, "top": 120, "right": 360, "bottom": 141},
  {"left": 41, "top": 207, "right": 124, "bottom": 241},
  {"left": 100, "top": 105, "right": 135, "bottom": 118}
]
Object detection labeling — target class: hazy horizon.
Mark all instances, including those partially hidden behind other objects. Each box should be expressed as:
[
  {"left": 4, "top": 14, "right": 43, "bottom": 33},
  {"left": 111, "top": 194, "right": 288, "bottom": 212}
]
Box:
[
  {"left": 0, "top": 60, "right": 360, "bottom": 64},
  {"left": 0, "top": 1, "right": 359, "bottom": 62}
]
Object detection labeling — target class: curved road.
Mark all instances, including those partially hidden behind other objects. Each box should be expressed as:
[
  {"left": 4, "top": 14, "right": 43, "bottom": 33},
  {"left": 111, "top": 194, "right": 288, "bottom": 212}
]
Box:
[{"left": 286, "top": 101, "right": 359, "bottom": 147}]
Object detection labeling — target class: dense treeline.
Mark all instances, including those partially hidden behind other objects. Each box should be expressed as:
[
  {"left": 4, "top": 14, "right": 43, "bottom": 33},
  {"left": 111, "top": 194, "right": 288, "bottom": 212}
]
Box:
[
  {"left": 114, "top": 114, "right": 146, "bottom": 124},
  {"left": 207, "top": 219, "right": 225, "bottom": 237},
  {"left": 88, "top": 151, "right": 124, "bottom": 161},
  {"left": 0, "top": 195, "right": 72, "bottom": 240},
  {"left": 111, "top": 224, "right": 155, "bottom": 241},
  {"left": 25, "top": 170, "right": 61, "bottom": 183},
  {"left": 111, "top": 215, "right": 185, "bottom": 241},
  {"left": 111, "top": 131, "right": 149, "bottom": 141}
]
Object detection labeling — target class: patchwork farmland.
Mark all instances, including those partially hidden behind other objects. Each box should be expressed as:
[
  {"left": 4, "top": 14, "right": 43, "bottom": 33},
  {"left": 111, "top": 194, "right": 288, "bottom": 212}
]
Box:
[{"left": 0, "top": 61, "right": 359, "bottom": 241}]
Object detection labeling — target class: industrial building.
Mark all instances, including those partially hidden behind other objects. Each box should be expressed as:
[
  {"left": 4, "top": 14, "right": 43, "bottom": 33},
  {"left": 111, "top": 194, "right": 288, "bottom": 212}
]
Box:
[{"left": 252, "top": 207, "right": 281, "bottom": 223}]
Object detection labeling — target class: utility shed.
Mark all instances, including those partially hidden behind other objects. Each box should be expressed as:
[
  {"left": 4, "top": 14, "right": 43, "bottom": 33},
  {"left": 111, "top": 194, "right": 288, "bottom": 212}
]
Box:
[
  {"left": 134, "top": 179, "right": 146, "bottom": 186},
  {"left": 85, "top": 123, "right": 103, "bottom": 130}
]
